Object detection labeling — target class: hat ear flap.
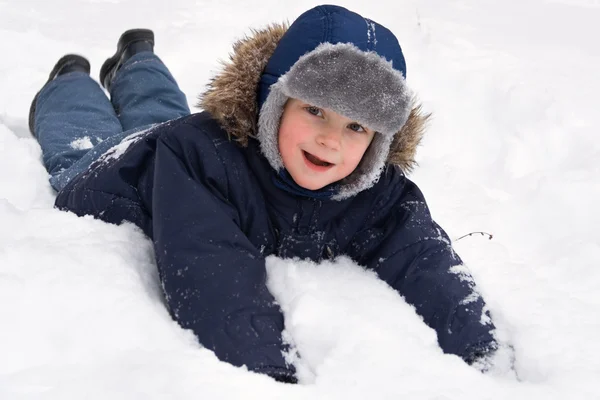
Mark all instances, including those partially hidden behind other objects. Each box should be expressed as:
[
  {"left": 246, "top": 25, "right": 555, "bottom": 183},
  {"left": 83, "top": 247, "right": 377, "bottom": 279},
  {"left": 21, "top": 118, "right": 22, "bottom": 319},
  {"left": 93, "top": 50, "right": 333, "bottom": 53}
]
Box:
[
  {"left": 257, "top": 81, "right": 288, "bottom": 172},
  {"left": 332, "top": 133, "right": 393, "bottom": 200}
]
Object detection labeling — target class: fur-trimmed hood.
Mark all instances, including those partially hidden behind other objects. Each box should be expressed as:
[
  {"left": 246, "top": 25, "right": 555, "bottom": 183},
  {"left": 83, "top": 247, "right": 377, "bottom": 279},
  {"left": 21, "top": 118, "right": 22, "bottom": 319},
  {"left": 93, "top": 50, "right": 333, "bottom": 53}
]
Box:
[{"left": 198, "top": 20, "right": 428, "bottom": 176}]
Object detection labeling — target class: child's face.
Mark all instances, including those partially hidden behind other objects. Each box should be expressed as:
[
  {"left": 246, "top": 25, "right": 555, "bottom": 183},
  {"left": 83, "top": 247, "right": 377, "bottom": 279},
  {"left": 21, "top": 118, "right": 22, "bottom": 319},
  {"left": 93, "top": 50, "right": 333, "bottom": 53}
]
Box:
[{"left": 278, "top": 98, "right": 376, "bottom": 191}]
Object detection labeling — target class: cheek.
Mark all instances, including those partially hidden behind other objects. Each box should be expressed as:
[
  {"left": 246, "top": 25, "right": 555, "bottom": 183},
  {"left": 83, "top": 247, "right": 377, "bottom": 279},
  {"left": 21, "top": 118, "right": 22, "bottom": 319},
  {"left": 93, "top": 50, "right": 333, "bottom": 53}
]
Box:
[
  {"left": 343, "top": 138, "right": 373, "bottom": 168},
  {"left": 278, "top": 132, "right": 293, "bottom": 160},
  {"left": 278, "top": 122, "right": 299, "bottom": 165},
  {"left": 278, "top": 115, "right": 313, "bottom": 155}
]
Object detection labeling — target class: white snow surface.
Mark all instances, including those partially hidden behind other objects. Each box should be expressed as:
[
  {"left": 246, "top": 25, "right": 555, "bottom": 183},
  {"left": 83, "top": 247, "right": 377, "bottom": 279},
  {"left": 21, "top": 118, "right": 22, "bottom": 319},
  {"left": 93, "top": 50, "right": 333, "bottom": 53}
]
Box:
[{"left": 1, "top": 0, "right": 599, "bottom": 398}]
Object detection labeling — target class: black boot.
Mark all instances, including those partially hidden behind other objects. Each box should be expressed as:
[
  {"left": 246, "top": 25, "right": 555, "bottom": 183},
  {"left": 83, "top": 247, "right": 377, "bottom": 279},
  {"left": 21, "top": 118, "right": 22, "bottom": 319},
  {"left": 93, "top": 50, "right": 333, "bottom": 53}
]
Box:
[
  {"left": 99, "top": 29, "right": 154, "bottom": 91},
  {"left": 28, "top": 54, "right": 91, "bottom": 137}
]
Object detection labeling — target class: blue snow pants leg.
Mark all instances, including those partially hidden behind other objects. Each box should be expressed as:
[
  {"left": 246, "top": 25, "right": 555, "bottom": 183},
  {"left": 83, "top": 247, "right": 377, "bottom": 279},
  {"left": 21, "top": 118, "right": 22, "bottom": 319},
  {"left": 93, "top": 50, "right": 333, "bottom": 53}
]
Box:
[
  {"left": 33, "top": 52, "right": 190, "bottom": 192},
  {"left": 109, "top": 52, "right": 190, "bottom": 131}
]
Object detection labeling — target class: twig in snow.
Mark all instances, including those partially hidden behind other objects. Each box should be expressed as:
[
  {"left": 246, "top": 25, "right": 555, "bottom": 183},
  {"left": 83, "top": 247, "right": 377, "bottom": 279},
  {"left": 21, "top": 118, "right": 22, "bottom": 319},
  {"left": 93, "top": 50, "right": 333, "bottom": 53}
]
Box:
[{"left": 455, "top": 231, "right": 494, "bottom": 242}]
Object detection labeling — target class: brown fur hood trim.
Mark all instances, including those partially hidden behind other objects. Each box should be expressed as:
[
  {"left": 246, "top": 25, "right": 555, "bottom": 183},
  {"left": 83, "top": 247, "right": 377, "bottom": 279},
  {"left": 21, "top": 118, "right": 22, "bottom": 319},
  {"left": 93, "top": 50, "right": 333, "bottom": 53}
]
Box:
[{"left": 198, "top": 23, "right": 428, "bottom": 173}]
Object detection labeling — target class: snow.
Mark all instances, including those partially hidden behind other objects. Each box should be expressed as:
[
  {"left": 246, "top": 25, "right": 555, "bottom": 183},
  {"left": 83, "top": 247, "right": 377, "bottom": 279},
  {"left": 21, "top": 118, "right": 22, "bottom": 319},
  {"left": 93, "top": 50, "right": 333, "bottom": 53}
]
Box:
[
  {"left": 69, "top": 136, "right": 94, "bottom": 150},
  {"left": 1, "top": 0, "right": 599, "bottom": 399},
  {"left": 97, "top": 127, "right": 152, "bottom": 163}
]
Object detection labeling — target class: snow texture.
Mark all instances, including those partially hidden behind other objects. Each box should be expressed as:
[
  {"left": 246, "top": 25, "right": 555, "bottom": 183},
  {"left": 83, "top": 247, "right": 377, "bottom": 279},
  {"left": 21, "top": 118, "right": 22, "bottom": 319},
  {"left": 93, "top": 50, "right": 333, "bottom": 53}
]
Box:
[
  {"left": 95, "top": 126, "right": 153, "bottom": 164},
  {"left": 69, "top": 136, "right": 94, "bottom": 150},
  {"left": 1, "top": 0, "right": 599, "bottom": 399}
]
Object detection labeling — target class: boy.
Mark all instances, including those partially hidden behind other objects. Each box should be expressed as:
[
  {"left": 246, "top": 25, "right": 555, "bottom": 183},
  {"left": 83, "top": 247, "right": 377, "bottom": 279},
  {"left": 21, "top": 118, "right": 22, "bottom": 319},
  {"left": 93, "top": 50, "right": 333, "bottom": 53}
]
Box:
[{"left": 29, "top": 5, "right": 498, "bottom": 383}]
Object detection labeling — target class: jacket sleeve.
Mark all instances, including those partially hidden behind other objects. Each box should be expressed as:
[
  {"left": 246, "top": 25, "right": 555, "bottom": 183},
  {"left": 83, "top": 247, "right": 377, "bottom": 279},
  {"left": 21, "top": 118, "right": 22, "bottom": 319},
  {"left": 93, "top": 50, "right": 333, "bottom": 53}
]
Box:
[
  {"left": 151, "top": 130, "right": 294, "bottom": 381},
  {"left": 362, "top": 180, "right": 497, "bottom": 363}
]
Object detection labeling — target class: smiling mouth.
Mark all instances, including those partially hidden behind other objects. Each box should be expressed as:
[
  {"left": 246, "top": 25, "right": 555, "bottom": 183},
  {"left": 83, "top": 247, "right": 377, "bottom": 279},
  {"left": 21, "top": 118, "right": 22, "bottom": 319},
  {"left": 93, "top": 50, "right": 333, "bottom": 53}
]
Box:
[{"left": 303, "top": 151, "right": 332, "bottom": 167}]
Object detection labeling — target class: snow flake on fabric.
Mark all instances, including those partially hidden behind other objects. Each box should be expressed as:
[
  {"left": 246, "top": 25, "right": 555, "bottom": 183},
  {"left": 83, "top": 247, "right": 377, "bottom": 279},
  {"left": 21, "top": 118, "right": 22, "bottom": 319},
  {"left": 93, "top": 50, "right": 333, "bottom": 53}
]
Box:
[
  {"left": 365, "top": 18, "right": 377, "bottom": 47},
  {"left": 460, "top": 291, "right": 482, "bottom": 305},
  {"left": 449, "top": 264, "right": 476, "bottom": 284},
  {"left": 449, "top": 263, "right": 492, "bottom": 327},
  {"left": 95, "top": 126, "right": 155, "bottom": 165},
  {"left": 70, "top": 136, "right": 94, "bottom": 150},
  {"left": 480, "top": 305, "right": 493, "bottom": 326}
]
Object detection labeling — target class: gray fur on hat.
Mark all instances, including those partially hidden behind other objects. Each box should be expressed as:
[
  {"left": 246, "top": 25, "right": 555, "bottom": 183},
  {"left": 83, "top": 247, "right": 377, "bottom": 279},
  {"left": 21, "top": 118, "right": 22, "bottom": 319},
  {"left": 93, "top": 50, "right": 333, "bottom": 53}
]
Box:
[{"left": 258, "top": 42, "right": 412, "bottom": 200}]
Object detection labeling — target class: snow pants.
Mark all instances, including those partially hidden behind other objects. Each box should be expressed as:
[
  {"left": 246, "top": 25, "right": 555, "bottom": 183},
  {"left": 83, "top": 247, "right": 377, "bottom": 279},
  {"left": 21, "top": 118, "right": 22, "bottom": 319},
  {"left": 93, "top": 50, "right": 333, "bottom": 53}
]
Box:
[{"left": 32, "top": 52, "right": 190, "bottom": 191}]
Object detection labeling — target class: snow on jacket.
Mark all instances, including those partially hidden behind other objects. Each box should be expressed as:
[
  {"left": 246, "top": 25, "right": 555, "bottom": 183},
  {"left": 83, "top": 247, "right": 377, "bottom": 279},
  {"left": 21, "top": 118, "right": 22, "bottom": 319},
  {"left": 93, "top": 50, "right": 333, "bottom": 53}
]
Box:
[{"left": 55, "top": 7, "right": 496, "bottom": 382}]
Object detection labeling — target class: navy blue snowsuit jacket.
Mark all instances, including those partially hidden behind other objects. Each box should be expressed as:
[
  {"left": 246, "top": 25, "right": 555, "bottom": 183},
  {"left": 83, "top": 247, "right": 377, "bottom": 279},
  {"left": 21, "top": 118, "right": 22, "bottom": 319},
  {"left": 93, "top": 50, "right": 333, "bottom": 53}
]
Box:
[{"left": 55, "top": 112, "right": 496, "bottom": 381}]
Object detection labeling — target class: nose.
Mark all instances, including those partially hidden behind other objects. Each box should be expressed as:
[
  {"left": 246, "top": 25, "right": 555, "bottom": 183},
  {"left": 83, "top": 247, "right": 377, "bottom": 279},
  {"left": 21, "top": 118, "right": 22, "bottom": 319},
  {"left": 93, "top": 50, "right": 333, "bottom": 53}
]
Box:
[{"left": 316, "top": 128, "right": 342, "bottom": 150}]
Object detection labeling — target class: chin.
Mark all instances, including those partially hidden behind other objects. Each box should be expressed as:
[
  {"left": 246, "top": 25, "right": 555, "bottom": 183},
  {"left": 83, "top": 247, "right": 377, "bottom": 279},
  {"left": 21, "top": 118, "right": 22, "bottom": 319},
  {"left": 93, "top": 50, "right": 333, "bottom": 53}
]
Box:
[
  {"left": 292, "top": 174, "right": 328, "bottom": 191},
  {"left": 298, "top": 179, "right": 327, "bottom": 191}
]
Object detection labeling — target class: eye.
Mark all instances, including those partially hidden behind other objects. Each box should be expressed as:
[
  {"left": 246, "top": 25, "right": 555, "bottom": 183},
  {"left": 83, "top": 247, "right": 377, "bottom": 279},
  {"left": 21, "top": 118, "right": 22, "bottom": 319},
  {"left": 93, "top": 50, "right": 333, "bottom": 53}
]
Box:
[
  {"left": 347, "top": 122, "right": 366, "bottom": 133},
  {"left": 304, "top": 106, "right": 323, "bottom": 117}
]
